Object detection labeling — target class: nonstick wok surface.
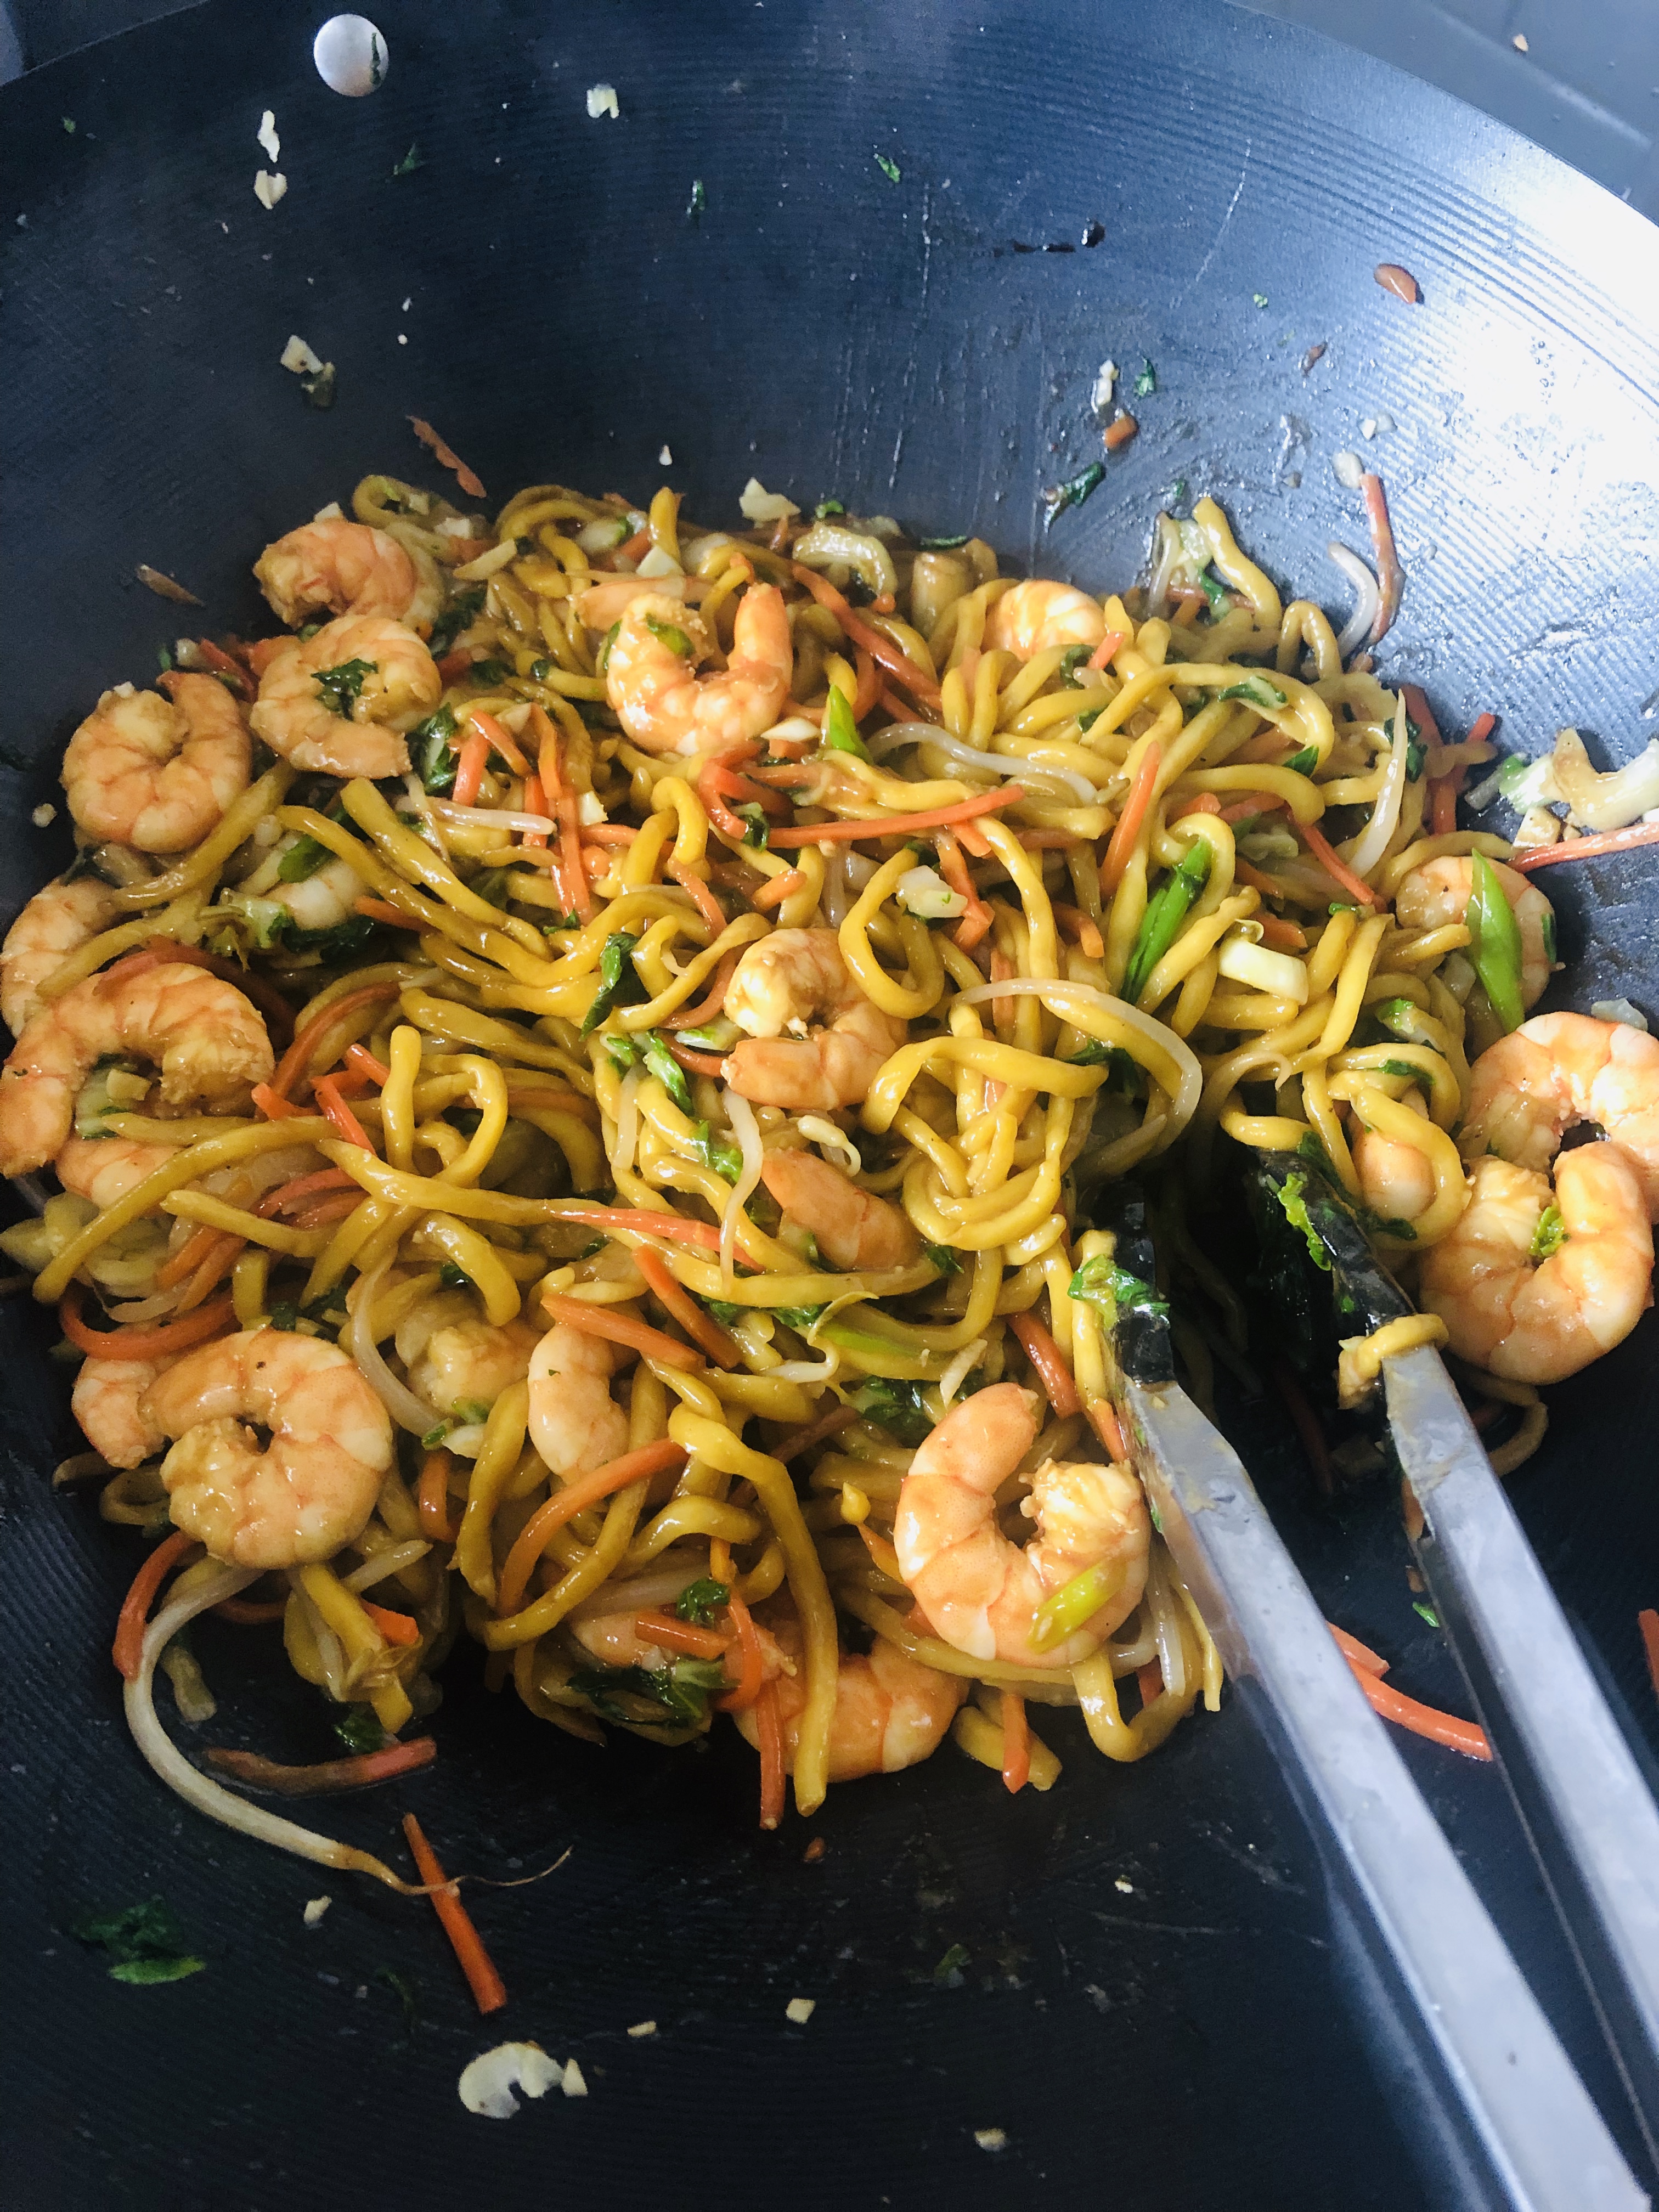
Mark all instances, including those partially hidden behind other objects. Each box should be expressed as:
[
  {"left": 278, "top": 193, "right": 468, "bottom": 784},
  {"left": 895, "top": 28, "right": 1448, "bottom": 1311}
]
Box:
[{"left": 5, "top": 4, "right": 1659, "bottom": 2206}]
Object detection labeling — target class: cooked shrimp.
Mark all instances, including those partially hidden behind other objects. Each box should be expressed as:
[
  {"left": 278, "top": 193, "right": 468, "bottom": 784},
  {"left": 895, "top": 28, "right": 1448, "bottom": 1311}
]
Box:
[
  {"left": 56, "top": 1132, "right": 182, "bottom": 1210},
  {"left": 722, "top": 929, "right": 906, "bottom": 1111},
  {"left": 254, "top": 517, "right": 442, "bottom": 630},
  {"left": 573, "top": 574, "right": 709, "bottom": 631},
  {"left": 984, "top": 580, "right": 1107, "bottom": 661},
  {"left": 249, "top": 614, "right": 441, "bottom": 778},
  {"left": 61, "top": 675, "right": 250, "bottom": 855},
  {"left": 602, "top": 583, "right": 792, "bottom": 756},
  {"left": 139, "top": 1328, "right": 393, "bottom": 1568},
  {"left": 894, "top": 1382, "right": 1150, "bottom": 1669},
  {"left": 1462, "top": 1012, "right": 1659, "bottom": 1217},
  {"left": 0, "top": 963, "right": 273, "bottom": 1178},
  {"left": 72, "top": 1352, "right": 179, "bottom": 1470},
  {"left": 1395, "top": 856, "right": 1554, "bottom": 1010},
  {"left": 758, "top": 1147, "right": 919, "bottom": 1270},
  {"left": 1, "top": 877, "right": 121, "bottom": 1036},
  {"left": 227, "top": 849, "right": 364, "bottom": 936},
  {"left": 527, "top": 1320, "right": 629, "bottom": 1476},
  {"left": 1419, "top": 1148, "right": 1653, "bottom": 1382},
  {"left": 1351, "top": 1085, "right": 1436, "bottom": 1224},
  {"left": 394, "top": 1290, "right": 541, "bottom": 1415},
  {"left": 732, "top": 1606, "right": 965, "bottom": 1781}
]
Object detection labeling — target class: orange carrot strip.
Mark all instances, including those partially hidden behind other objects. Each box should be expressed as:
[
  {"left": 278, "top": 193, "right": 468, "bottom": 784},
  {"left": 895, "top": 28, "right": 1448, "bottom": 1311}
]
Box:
[
  {"left": 1299, "top": 820, "right": 1379, "bottom": 906},
  {"left": 155, "top": 1222, "right": 227, "bottom": 1292},
  {"left": 618, "top": 527, "right": 652, "bottom": 563},
  {"left": 436, "top": 648, "right": 475, "bottom": 685},
  {"left": 465, "top": 708, "right": 530, "bottom": 777},
  {"left": 1171, "top": 792, "right": 1222, "bottom": 821},
  {"left": 539, "top": 1293, "right": 703, "bottom": 1371},
  {"left": 408, "top": 415, "right": 487, "bottom": 499},
  {"left": 634, "top": 1246, "right": 741, "bottom": 1368},
  {"left": 582, "top": 824, "right": 640, "bottom": 847},
  {"left": 420, "top": 1448, "right": 460, "bottom": 1543},
  {"left": 520, "top": 773, "right": 550, "bottom": 850},
  {"left": 545, "top": 1203, "right": 723, "bottom": 1251},
  {"left": 208, "top": 1736, "right": 436, "bottom": 1795},
  {"left": 1084, "top": 1396, "right": 1127, "bottom": 1462},
  {"left": 451, "top": 729, "right": 490, "bottom": 808},
  {"left": 767, "top": 785, "right": 1023, "bottom": 848},
  {"left": 113, "top": 1529, "right": 198, "bottom": 1679},
  {"left": 658, "top": 949, "right": 740, "bottom": 1032},
  {"left": 352, "top": 902, "right": 408, "bottom": 939},
  {"left": 252, "top": 1081, "right": 304, "bottom": 1121},
  {"left": 63, "top": 1283, "right": 235, "bottom": 1363},
  {"left": 1104, "top": 412, "right": 1138, "bottom": 451},
  {"left": 1008, "top": 1311, "right": 1081, "bottom": 1415},
  {"left": 312, "top": 1075, "right": 374, "bottom": 1152},
  {"left": 1087, "top": 629, "right": 1126, "bottom": 672},
  {"left": 1361, "top": 473, "right": 1403, "bottom": 642},
  {"left": 1511, "top": 820, "right": 1659, "bottom": 872},
  {"left": 715, "top": 1587, "right": 765, "bottom": 1711},
  {"left": 495, "top": 1438, "right": 688, "bottom": 1616},
  {"left": 173, "top": 1234, "right": 245, "bottom": 1313},
  {"left": 751, "top": 867, "right": 807, "bottom": 912},
  {"left": 270, "top": 981, "right": 402, "bottom": 1099},
  {"left": 1099, "top": 742, "right": 1161, "bottom": 895},
  {"left": 361, "top": 1600, "right": 421, "bottom": 1646},
  {"left": 1430, "top": 777, "right": 1457, "bottom": 836},
  {"left": 754, "top": 1680, "right": 787, "bottom": 1829},
  {"left": 191, "top": 637, "right": 252, "bottom": 697},
  {"left": 1219, "top": 793, "right": 1287, "bottom": 824},
  {"left": 529, "top": 704, "right": 595, "bottom": 924},
  {"left": 1001, "top": 1689, "right": 1030, "bottom": 1793},
  {"left": 402, "top": 1814, "right": 507, "bottom": 2015},
  {"left": 1137, "top": 1659, "right": 1164, "bottom": 1707},
  {"left": 1639, "top": 1609, "right": 1659, "bottom": 1707},
  {"left": 1329, "top": 1621, "right": 1389, "bottom": 1677},
  {"left": 344, "top": 1041, "right": 390, "bottom": 1086},
  {"left": 1258, "top": 913, "right": 1308, "bottom": 950},
  {"left": 634, "top": 1608, "right": 727, "bottom": 1661},
  {"left": 667, "top": 859, "right": 727, "bottom": 932},
  {"left": 789, "top": 563, "right": 943, "bottom": 705},
  {"left": 1051, "top": 903, "right": 1105, "bottom": 959},
  {"left": 1330, "top": 1627, "right": 1490, "bottom": 1759},
  {"left": 214, "top": 1595, "right": 288, "bottom": 1625}
]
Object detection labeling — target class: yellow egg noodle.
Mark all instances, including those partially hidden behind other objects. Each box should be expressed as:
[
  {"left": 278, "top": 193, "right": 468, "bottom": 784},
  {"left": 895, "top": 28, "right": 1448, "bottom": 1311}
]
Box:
[{"left": 3, "top": 465, "right": 1630, "bottom": 1872}]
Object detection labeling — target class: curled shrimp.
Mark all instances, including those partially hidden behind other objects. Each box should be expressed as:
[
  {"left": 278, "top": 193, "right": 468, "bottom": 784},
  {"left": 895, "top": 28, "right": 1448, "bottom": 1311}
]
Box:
[
  {"left": 758, "top": 1147, "right": 919, "bottom": 1270},
  {"left": 1419, "top": 1148, "right": 1653, "bottom": 1383},
  {"left": 601, "top": 583, "right": 792, "bottom": 756},
  {"left": 57, "top": 1132, "right": 184, "bottom": 1210},
  {"left": 722, "top": 929, "right": 907, "bottom": 1111},
  {"left": 527, "top": 1320, "right": 629, "bottom": 1476},
  {"left": 0, "top": 963, "right": 273, "bottom": 1179},
  {"left": 983, "top": 580, "right": 1107, "bottom": 661},
  {"left": 1, "top": 877, "right": 121, "bottom": 1036},
  {"left": 1396, "top": 856, "right": 1555, "bottom": 1010},
  {"left": 894, "top": 1383, "right": 1150, "bottom": 1669},
  {"left": 573, "top": 574, "right": 709, "bottom": 631},
  {"left": 249, "top": 614, "right": 441, "bottom": 778},
  {"left": 61, "top": 675, "right": 250, "bottom": 855},
  {"left": 139, "top": 1328, "right": 394, "bottom": 1567},
  {"left": 732, "top": 1606, "right": 966, "bottom": 1781},
  {"left": 73, "top": 1352, "right": 179, "bottom": 1470},
  {"left": 394, "top": 1290, "right": 541, "bottom": 1417},
  {"left": 1462, "top": 1012, "right": 1659, "bottom": 1216},
  {"left": 254, "top": 517, "right": 442, "bottom": 630},
  {"left": 1351, "top": 1084, "right": 1436, "bottom": 1226}
]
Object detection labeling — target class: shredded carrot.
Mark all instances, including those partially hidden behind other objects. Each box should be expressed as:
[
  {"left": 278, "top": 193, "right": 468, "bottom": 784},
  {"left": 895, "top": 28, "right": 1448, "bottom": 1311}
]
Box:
[
  {"left": 312, "top": 1074, "right": 374, "bottom": 1152},
  {"left": 775, "top": 1402, "right": 860, "bottom": 1463},
  {"left": 419, "top": 1448, "right": 459, "bottom": 1543},
  {"left": 542, "top": 1203, "right": 722, "bottom": 1252},
  {"left": 667, "top": 1041, "right": 728, "bottom": 1076},
  {"left": 1052, "top": 902, "right": 1106, "bottom": 959},
  {"left": 1099, "top": 742, "right": 1161, "bottom": 895},
  {"left": 1511, "top": 819, "right": 1659, "bottom": 872},
  {"left": 215, "top": 1594, "right": 288, "bottom": 1625},
  {"left": 1087, "top": 630, "right": 1125, "bottom": 672},
  {"left": 517, "top": 770, "right": 550, "bottom": 851},
  {"left": 1137, "top": 1659, "right": 1164, "bottom": 1708},
  {"left": 451, "top": 729, "right": 490, "bottom": 808},
  {"left": 191, "top": 637, "right": 252, "bottom": 697},
  {"left": 63, "top": 1282, "right": 235, "bottom": 1363},
  {"left": 436, "top": 648, "right": 475, "bottom": 685},
  {"left": 1000, "top": 1690, "right": 1031, "bottom": 1793},
  {"left": 495, "top": 1438, "right": 687, "bottom": 1616},
  {"left": 1329, "top": 1622, "right": 1389, "bottom": 1677},
  {"left": 634, "top": 1246, "right": 741, "bottom": 1368},
  {"left": 754, "top": 1680, "right": 787, "bottom": 1828},
  {"left": 767, "top": 784, "right": 1023, "bottom": 848},
  {"left": 789, "top": 562, "right": 942, "bottom": 706},
  {"left": 716, "top": 1587, "right": 765, "bottom": 1711},
  {"left": 466, "top": 707, "right": 531, "bottom": 777},
  {"left": 527, "top": 704, "right": 593, "bottom": 923},
  {"left": 113, "top": 1529, "right": 198, "bottom": 1679},
  {"left": 1271, "top": 1359, "right": 1332, "bottom": 1494},
  {"left": 407, "top": 415, "right": 486, "bottom": 499},
  {"left": 751, "top": 867, "right": 807, "bottom": 912},
  {"left": 360, "top": 1599, "right": 421, "bottom": 1646},
  {"left": 1085, "top": 1397, "right": 1128, "bottom": 1462},
  {"left": 1639, "top": 1610, "right": 1659, "bottom": 1707},
  {"left": 1258, "top": 914, "right": 1308, "bottom": 950},
  {"left": 252, "top": 1081, "right": 304, "bottom": 1120},
  {"left": 402, "top": 1813, "right": 507, "bottom": 2015},
  {"left": 270, "top": 980, "right": 402, "bottom": 1099},
  {"left": 634, "top": 1608, "right": 726, "bottom": 1661},
  {"left": 1008, "top": 1311, "right": 1082, "bottom": 1415},
  {"left": 1299, "top": 820, "right": 1379, "bottom": 907},
  {"left": 540, "top": 1293, "right": 704, "bottom": 1370},
  {"left": 666, "top": 858, "right": 727, "bottom": 932},
  {"left": 1171, "top": 792, "right": 1222, "bottom": 821},
  {"left": 936, "top": 828, "right": 993, "bottom": 951},
  {"left": 617, "top": 526, "right": 652, "bottom": 563},
  {"left": 208, "top": 1736, "right": 436, "bottom": 1795},
  {"left": 1329, "top": 1624, "right": 1491, "bottom": 1759},
  {"left": 1103, "top": 412, "right": 1138, "bottom": 452},
  {"left": 658, "top": 947, "right": 741, "bottom": 1032},
  {"left": 1361, "top": 473, "right": 1403, "bottom": 642},
  {"left": 155, "top": 1222, "right": 227, "bottom": 1293}
]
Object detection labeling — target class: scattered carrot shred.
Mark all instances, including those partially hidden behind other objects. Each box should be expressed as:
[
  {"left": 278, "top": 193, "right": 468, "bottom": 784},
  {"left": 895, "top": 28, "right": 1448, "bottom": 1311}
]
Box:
[
  {"left": 717, "top": 1588, "right": 765, "bottom": 1712},
  {"left": 1374, "top": 262, "right": 1420, "bottom": 305},
  {"left": 634, "top": 1246, "right": 741, "bottom": 1368},
  {"left": 113, "top": 1529, "right": 197, "bottom": 1680},
  {"left": 1329, "top": 1623, "right": 1491, "bottom": 1759},
  {"left": 361, "top": 1600, "right": 421, "bottom": 1646},
  {"left": 1511, "top": 820, "right": 1659, "bottom": 873},
  {"left": 1000, "top": 1690, "right": 1031, "bottom": 1793},
  {"left": 754, "top": 1681, "right": 787, "bottom": 1829},
  {"left": 408, "top": 415, "right": 487, "bottom": 499},
  {"left": 1639, "top": 1610, "right": 1659, "bottom": 1707},
  {"left": 402, "top": 1813, "right": 507, "bottom": 2014},
  {"left": 1008, "top": 1311, "right": 1081, "bottom": 1415},
  {"left": 1099, "top": 742, "right": 1161, "bottom": 895}
]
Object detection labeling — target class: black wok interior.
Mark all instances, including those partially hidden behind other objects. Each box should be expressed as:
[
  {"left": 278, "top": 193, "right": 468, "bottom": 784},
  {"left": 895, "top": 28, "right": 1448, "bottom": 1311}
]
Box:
[{"left": 6, "top": 3, "right": 1659, "bottom": 2204}]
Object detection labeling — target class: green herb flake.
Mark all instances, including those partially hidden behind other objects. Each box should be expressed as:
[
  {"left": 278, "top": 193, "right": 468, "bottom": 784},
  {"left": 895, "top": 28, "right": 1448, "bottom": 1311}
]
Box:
[
  {"left": 301, "top": 362, "right": 337, "bottom": 411},
  {"left": 675, "top": 1578, "right": 730, "bottom": 1627},
  {"left": 814, "top": 498, "right": 847, "bottom": 519},
  {"left": 1133, "top": 358, "right": 1157, "bottom": 398},
  {"left": 644, "top": 613, "right": 692, "bottom": 658},
  {"left": 580, "top": 930, "right": 643, "bottom": 1035},
  {"left": 734, "top": 803, "right": 770, "bottom": 849},
  {"left": 916, "top": 532, "right": 970, "bottom": 551},
  {"left": 1252, "top": 292, "right": 1269, "bottom": 309},
  {"left": 421, "top": 1421, "right": 451, "bottom": 1449},
  {"left": 1068, "top": 1254, "right": 1171, "bottom": 1330},
  {"left": 1541, "top": 910, "right": 1557, "bottom": 963},
  {"left": 1057, "top": 644, "right": 1093, "bottom": 687},
  {"left": 570, "top": 1658, "right": 730, "bottom": 1729},
  {"left": 1465, "top": 853, "right": 1525, "bottom": 1034},
  {"left": 691, "top": 1122, "right": 745, "bottom": 1181},
  {"left": 852, "top": 1377, "right": 934, "bottom": 1446},
  {"left": 313, "top": 657, "right": 376, "bottom": 719},
  {"left": 1276, "top": 1171, "right": 1333, "bottom": 1273},
  {"left": 1043, "top": 461, "right": 1105, "bottom": 527},
  {"left": 686, "top": 177, "right": 706, "bottom": 220},
  {"left": 334, "top": 1706, "right": 389, "bottom": 1753},
  {"left": 640, "top": 1031, "right": 693, "bottom": 1114},
  {"left": 600, "top": 620, "right": 622, "bottom": 676},
  {"left": 375, "top": 1965, "right": 420, "bottom": 2036},
  {"left": 75, "top": 1897, "right": 203, "bottom": 1985},
  {"left": 934, "top": 1942, "right": 970, "bottom": 1985},
  {"left": 1377, "top": 1058, "right": 1423, "bottom": 1084},
  {"left": 1528, "top": 1205, "right": 1567, "bottom": 1262},
  {"left": 392, "top": 143, "right": 424, "bottom": 177},
  {"left": 822, "top": 684, "right": 871, "bottom": 760},
  {"left": 1198, "top": 569, "right": 1229, "bottom": 616},
  {"left": 705, "top": 1299, "right": 743, "bottom": 1327},
  {"left": 874, "top": 151, "right": 902, "bottom": 184},
  {"left": 1282, "top": 744, "right": 1318, "bottom": 775},
  {"left": 428, "top": 585, "right": 486, "bottom": 661},
  {"left": 63, "top": 116, "right": 76, "bottom": 134},
  {"left": 1405, "top": 738, "right": 1427, "bottom": 781},
  {"left": 1121, "top": 840, "right": 1211, "bottom": 1006},
  {"left": 774, "top": 1304, "right": 830, "bottom": 1334},
  {"left": 924, "top": 1242, "right": 961, "bottom": 1276},
  {"left": 1215, "top": 676, "right": 1288, "bottom": 710},
  {"left": 1412, "top": 1601, "right": 1441, "bottom": 1629},
  {"left": 437, "top": 1261, "right": 472, "bottom": 1290}
]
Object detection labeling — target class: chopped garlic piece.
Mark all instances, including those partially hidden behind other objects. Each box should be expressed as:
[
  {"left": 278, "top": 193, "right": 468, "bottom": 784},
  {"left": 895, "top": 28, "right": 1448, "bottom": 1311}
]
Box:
[
  {"left": 254, "top": 169, "right": 287, "bottom": 211},
  {"left": 576, "top": 792, "right": 608, "bottom": 826},
  {"left": 32, "top": 804, "right": 57, "bottom": 828},
  {"left": 635, "top": 544, "right": 683, "bottom": 578},
  {"left": 1332, "top": 450, "right": 1364, "bottom": 490},
  {"left": 459, "top": 2042, "right": 562, "bottom": 2119},
  {"left": 1091, "top": 359, "right": 1118, "bottom": 417},
  {"left": 311, "top": 501, "right": 344, "bottom": 524},
  {"left": 659, "top": 444, "right": 674, "bottom": 467},
  {"left": 303, "top": 1895, "right": 332, "bottom": 1927},
  {"left": 738, "top": 477, "right": 800, "bottom": 525},
  {"left": 281, "top": 334, "right": 325, "bottom": 375},
  {"left": 895, "top": 863, "right": 966, "bottom": 922},
  {"left": 257, "top": 110, "right": 280, "bottom": 161},
  {"left": 586, "top": 83, "right": 619, "bottom": 120},
  {"left": 975, "top": 2128, "right": 1008, "bottom": 2152},
  {"left": 785, "top": 1996, "right": 816, "bottom": 2024},
  {"left": 626, "top": 2019, "right": 657, "bottom": 2038},
  {"left": 561, "top": 2057, "right": 588, "bottom": 2097}
]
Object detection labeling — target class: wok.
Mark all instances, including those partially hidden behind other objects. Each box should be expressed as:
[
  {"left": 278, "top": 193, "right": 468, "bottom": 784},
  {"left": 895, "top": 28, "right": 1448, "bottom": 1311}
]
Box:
[{"left": 5, "top": 3, "right": 1659, "bottom": 2205}]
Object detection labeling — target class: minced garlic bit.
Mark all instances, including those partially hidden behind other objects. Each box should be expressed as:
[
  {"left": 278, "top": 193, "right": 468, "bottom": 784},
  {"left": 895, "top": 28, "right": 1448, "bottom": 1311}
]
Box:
[
  {"left": 32, "top": 804, "right": 57, "bottom": 828},
  {"left": 586, "top": 83, "right": 620, "bottom": 120},
  {"left": 785, "top": 1996, "right": 816, "bottom": 2024},
  {"left": 738, "top": 477, "right": 800, "bottom": 526},
  {"left": 658, "top": 444, "right": 673, "bottom": 467},
  {"left": 281, "top": 335, "right": 325, "bottom": 375},
  {"left": 561, "top": 2057, "right": 589, "bottom": 2097},
  {"left": 974, "top": 2128, "right": 1008, "bottom": 2152},
  {"left": 1114, "top": 1876, "right": 1134, "bottom": 1894},
  {"left": 1513, "top": 31, "right": 1528, "bottom": 50},
  {"left": 257, "top": 110, "right": 280, "bottom": 162},
  {"left": 626, "top": 2019, "right": 657, "bottom": 2038},
  {"left": 1091, "top": 359, "right": 1118, "bottom": 417},
  {"left": 254, "top": 169, "right": 288, "bottom": 211},
  {"left": 302, "top": 1894, "right": 332, "bottom": 1927},
  {"left": 312, "top": 501, "right": 344, "bottom": 524},
  {"left": 458, "top": 2041, "right": 562, "bottom": 2119}
]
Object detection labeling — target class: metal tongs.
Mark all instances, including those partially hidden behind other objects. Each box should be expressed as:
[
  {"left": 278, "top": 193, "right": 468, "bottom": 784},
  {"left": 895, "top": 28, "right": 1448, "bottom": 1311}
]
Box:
[{"left": 1101, "top": 1186, "right": 1647, "bottom": 2212}]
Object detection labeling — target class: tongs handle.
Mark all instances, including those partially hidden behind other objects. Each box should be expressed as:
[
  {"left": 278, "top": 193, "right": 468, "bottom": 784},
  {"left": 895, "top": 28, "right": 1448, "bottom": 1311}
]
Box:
[
  {"left": 1385, "top": 1344, "right": 1659, "bottom": 2154},
  {"left": 1125, "top": 1375, "right": 1645, "bottom": 2212}
]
